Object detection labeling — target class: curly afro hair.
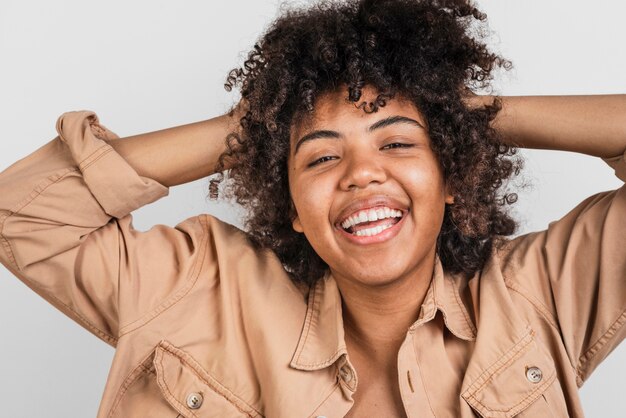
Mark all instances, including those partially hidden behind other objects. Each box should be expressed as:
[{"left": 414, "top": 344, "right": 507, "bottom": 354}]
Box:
[{"left": 209, "top": 0, "right": 523, "bottom": 287}]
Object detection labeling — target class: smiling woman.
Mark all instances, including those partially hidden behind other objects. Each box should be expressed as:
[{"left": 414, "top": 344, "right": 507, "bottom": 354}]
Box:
[
  {"left": 287, "top": 87, "right": 455, "bottom": 293},
  {"left": 0, "top": 0, "right": 625, "bottom": 417},
  {"left": 210, "top": 0, "right": 523, "bottom": 289}
]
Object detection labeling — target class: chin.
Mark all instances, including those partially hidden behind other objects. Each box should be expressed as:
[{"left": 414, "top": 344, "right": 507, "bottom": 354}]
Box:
[
  {"left": 343, "top": 265, "right": 407, "bottom": 287},
  {"left": 361, "top": 275, "right": 403, "bottom": 288}
]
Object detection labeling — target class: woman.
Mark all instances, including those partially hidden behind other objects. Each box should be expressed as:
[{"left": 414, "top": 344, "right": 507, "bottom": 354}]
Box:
[{"left": 0, "top": 0, "right": 624, "bottom": 416}]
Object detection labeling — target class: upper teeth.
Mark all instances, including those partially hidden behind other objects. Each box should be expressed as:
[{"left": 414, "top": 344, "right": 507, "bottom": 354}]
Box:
[{"left": 340, "top": 207, "right": 403, "bottom": 230}]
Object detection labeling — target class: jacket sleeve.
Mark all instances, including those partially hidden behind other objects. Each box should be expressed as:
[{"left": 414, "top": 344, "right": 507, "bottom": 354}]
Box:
[
  {"left": 0, "top": 110, "right": 209, "bottom": 347},
  {"left": 499, "top": 148, "right": 626, "bottom": 387}
]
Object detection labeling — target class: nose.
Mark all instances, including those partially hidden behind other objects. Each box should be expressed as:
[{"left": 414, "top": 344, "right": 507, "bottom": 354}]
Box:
[{"left": 338, "top": 149, "right": 387, "bottom": 191}]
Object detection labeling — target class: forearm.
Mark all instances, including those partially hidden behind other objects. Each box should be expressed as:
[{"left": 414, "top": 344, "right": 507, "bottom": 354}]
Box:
[
  {"left": 107, "top": 111, "right": 240, "bottom": 188},
  {"left": 479, "top": 94, "right": 626, "bottom": 159}
]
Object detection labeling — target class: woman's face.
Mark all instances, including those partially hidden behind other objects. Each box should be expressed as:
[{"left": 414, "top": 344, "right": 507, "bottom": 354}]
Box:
[{"left": 287, "top": 86, "right": 454, "bottom": 287}]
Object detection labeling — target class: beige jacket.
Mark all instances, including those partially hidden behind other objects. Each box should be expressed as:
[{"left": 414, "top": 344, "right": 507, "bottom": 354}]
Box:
[{"left": 0, "top": 110, "right": 624, "bottom": 418}]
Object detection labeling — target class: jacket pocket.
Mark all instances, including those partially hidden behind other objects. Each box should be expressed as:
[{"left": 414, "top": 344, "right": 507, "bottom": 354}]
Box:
[
  {"left": 109, "top": 340, "right": 262, "bottom": 418},
  {"left": 461, "top": 330, "right": 562, "bottom": 417}
]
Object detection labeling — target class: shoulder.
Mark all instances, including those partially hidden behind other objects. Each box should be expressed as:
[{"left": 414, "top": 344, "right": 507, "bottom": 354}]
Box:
[
  {"left": 197, "top": 213, "right": 310, "bottom": 300},
  {"left": 471, "top": 234, "right": 560, "bottom": 330}
]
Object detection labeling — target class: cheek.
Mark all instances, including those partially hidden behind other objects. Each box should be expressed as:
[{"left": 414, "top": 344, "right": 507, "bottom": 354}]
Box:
[
  {"left": 290, "top": 174, "right": 334, "bottom": 227},
  {"left": 394, "top": 161, "right": 447, "bottom": 228},
  {"left": 396, "top": 160, "right": 445, "bottom": 198}
]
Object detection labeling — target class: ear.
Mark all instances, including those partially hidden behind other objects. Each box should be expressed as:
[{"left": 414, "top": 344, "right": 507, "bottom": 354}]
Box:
[
  {"left": 444, "top": 183, "right": 455, "bottom": 205},
  {"left": 288, "top": 199, "right": 304, "bottom": 233},
  {"left": 292, "top": 215, "right": 304, "bottom": 233}
]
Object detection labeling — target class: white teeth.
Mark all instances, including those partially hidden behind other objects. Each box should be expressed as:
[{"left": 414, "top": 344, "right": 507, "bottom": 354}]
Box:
[
  {"left": 354, "top": 223, "right": 393, "bottom": 236},
  {"left": 340, "top": 207, "right": 403, "bottom": 230},
  {"left": 367, "top": 208, "right": 378, "bottom": 222}
]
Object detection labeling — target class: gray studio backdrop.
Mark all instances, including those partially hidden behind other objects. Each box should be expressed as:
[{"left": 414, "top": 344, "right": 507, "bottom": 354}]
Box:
[{"left": 0, "top": 0, "right": 624, "bottom": 416}]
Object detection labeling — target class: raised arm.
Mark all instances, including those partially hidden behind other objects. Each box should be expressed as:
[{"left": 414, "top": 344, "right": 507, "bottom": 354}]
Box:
[
  {"left": 473, "top": 93, "right": 626, "bottom": 386},
  {"left": 107, "top": 103, "right": 244, "bottom": 187},
  {"left": 471, "top": 94, "right": 626, "bottom": 158},
  {"left": 0, "top": 103, "right": 244, "bottom": 346}
]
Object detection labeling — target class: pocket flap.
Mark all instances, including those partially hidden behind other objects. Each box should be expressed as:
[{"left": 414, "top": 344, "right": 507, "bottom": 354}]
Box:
[
  {"left": 461, "top": 330, "right": 557, "bottom": 418},
  {"left": 153, "top": 340, "right": 261, "bottom": 418}
]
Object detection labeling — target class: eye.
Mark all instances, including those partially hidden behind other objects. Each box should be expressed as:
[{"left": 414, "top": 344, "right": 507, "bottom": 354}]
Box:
[
  {"left": 382, "top": 142, "right": 414, "bottom": 150},
  {"left": 307, "top": 155, "right": 337, "bottom": 167}
]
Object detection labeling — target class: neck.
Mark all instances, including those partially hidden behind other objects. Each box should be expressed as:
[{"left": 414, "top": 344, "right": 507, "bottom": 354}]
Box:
[{"left": 334, "top": 249, "right": 437, "bottom": 361}]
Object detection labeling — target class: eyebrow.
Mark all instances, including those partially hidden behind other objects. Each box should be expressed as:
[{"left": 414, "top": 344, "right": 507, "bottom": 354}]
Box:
[{"left": 293, "top": 115, "right": 426, "bottom": 155}]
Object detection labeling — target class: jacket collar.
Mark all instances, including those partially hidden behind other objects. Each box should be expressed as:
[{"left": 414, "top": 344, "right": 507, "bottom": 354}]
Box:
[{"left": 289, "top": 253, "right": 477, "bottom": 371}]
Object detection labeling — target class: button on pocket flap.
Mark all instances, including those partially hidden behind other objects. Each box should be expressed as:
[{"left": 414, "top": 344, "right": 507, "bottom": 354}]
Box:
[
  {"left": 461, "top": 331, "right": 557, "bottom": 418},
  {"left": 153, "top": 340, "right": 261, "bottom": 418}
]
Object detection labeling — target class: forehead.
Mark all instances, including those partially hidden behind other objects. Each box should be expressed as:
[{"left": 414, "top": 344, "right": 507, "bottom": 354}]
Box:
[{"left": 289, "top": 87, "right": 426, "bottom": 144}]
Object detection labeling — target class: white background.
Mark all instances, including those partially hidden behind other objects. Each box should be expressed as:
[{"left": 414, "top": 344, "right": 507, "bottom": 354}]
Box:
[{"left": 0, "top": 0, "right": 624, "bottom": 416}]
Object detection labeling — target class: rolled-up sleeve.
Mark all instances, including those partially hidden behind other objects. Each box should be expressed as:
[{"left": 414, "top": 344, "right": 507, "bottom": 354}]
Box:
[
  {"left": 499, "top": 148, "right": 626, "bottom": 387},
  {"left": 0, "top": 110, "right": 208, "bottom": 346}
]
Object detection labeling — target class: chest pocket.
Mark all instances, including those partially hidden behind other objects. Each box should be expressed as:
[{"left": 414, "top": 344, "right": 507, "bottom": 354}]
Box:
[
  {"left": 461, "top": 330, "right": 564, "bottom": 418},
  {"left": 108, "top": 340, "right": 262, "bottom": 418}
]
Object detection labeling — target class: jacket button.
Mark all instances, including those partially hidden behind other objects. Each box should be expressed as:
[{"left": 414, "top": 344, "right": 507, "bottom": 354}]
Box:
[
  {"left": 526, "top": 366, "right": 543, "bottom": 383},
  {"left": 186, "top": 392, "right": 204, "bottom": 409},
  {"left": 339, "top": 365, "right": 354, "bottom": 383}
]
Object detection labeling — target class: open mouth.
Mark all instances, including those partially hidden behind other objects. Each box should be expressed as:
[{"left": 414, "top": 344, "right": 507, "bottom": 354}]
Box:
[{"left": 337, "top": 206, "right": 405, "bottom": 237}]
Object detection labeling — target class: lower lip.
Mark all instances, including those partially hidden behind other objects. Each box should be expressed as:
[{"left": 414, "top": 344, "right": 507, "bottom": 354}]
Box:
[{"left": 335, "top": 212, "right": 407, "bottom": 245}]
